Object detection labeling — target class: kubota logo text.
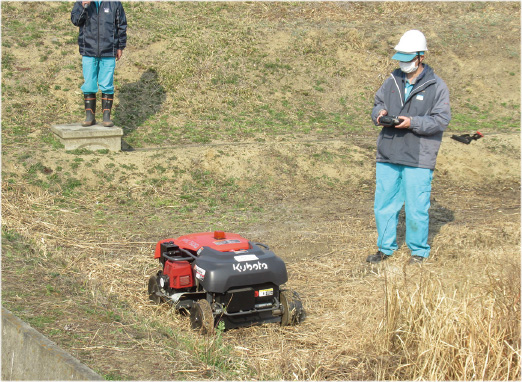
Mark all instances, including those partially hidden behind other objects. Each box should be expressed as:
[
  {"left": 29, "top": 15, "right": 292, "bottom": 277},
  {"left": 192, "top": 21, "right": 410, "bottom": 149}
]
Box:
[{"left": 233, "top": 261, "right": 268, "bottom": 272}]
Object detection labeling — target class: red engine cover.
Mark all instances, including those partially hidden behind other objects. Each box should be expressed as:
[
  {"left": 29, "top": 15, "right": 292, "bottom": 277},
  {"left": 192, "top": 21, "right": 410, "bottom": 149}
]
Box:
[
  {"left": 154, "top": 231, "right": 251, "bottom": 259},
  {"left": 163, "top": 260, "right": 193, "bottom": 289}
]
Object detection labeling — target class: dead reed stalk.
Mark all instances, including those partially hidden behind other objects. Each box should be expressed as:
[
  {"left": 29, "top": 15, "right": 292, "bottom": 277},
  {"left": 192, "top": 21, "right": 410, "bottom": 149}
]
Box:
[{"left": 381, "top": 261, "right": 520, "bottom": 380}]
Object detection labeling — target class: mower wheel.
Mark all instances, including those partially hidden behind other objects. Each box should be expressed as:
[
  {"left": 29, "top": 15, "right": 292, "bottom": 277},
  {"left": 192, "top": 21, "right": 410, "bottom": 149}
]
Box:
[
  {"left": 190, "top": 299, "right": 214, "bottom": 335},
  {"left": 280, "top": 289, "right": 305, "bottom": 326},
  {"left": 148, "top": 274, "right": 162, "bottom": 304}
]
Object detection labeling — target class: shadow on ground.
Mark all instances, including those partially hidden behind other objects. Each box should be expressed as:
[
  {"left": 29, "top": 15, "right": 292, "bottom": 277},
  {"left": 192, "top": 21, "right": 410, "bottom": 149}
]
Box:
[{"left": 113, "top": 68, "right": 166, "bottom": 147}]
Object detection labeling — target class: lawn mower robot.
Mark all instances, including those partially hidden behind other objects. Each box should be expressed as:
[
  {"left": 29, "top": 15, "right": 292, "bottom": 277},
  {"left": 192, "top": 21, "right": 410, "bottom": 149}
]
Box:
[{"left": 148, "top": 231, "right": 305, "bottom": 333}]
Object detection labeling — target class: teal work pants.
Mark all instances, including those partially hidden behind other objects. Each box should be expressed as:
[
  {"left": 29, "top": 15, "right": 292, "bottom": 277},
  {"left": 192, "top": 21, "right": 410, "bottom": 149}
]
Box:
[
  {"left": 81, "top": 56, "right": 116, "bottom": 94},
  {"left": 374, "top": 162, "right": 434, "bottom": 258}
]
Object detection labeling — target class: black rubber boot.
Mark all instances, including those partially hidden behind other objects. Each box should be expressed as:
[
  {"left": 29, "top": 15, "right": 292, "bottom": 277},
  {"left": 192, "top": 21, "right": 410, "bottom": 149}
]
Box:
[
  {"left": 366, "top": 251, "right": 389, "bottom": 264},
  {"left": 101, "top": 93, "right": 114, "bottom": 127},
  {"left": 82, "top": 93, "right": 96, "bottom": 127}
]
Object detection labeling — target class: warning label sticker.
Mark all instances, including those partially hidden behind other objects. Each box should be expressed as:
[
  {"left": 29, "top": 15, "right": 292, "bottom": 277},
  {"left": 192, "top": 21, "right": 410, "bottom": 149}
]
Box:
[
  {"left": 194, "top": 265, "right": 206, "bottom": 281},
  {"left": 258, "top": 288, "right": 274, "bottom": 297}
]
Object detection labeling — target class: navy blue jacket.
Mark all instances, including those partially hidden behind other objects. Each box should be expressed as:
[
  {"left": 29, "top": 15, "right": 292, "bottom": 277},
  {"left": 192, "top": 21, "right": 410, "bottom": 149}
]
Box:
[
  {"left": 71, "top": 1, "right": 127, "bottom": 58},
  {"left": 371, "top": 64, "right": 451, "bottom": 170}
]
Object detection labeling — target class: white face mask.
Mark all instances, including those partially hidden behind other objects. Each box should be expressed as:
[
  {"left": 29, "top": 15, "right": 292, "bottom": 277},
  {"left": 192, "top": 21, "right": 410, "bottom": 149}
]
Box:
[{"left": 399, "top": 59, "right": 418, "bottom": 73}]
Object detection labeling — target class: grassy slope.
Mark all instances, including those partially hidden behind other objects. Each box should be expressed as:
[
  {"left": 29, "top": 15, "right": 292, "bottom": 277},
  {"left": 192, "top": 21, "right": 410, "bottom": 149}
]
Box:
[
  {"left": 1, "top": 2, "right": 520, "bottom": 148},
  {"left": 1, "top": 2, "right": 521, "bottom": 381}
]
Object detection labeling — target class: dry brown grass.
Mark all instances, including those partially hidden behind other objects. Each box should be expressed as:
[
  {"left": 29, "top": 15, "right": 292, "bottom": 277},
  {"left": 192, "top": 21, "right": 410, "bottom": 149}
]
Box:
[
  {"left": 381, "top": 259, "right": 520, "bottom": 380},
  {"left": 216, "top": 217, "right": 521, "bottom": 380},
  {"left": 2, "top": 135, "right": 521, "bottom": 380}
]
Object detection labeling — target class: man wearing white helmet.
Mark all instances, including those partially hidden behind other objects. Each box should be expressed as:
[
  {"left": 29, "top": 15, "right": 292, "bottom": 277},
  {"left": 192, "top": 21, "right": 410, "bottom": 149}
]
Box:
[{"left": 366, "top": 30, "right": 451, "bottom": 264}]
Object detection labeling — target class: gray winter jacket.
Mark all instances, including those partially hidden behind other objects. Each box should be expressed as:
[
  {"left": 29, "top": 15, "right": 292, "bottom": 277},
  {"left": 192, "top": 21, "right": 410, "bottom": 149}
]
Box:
[{"left": 371, "top": 64, "right": 451, "bottom": 170}]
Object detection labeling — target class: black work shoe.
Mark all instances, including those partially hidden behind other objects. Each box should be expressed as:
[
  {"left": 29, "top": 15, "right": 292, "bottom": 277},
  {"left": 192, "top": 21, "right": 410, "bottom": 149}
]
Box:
[
  {"left": 409, "top": 255, "right": 427, "bottom": 264},
  {"left": 366, "top": 251, "right": 389, "bottom": 264}
]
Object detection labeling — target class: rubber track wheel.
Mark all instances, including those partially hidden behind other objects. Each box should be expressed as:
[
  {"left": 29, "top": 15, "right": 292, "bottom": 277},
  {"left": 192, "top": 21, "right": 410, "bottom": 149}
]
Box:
[
  {"left": 190, "top": 299, "right": 214, "bottom": 335},
  {"left": 148, "top": 274, "right": 162, "bottom": 304},
  {"left": 280, "top": 289, "right": 305, "bottom": 326}
]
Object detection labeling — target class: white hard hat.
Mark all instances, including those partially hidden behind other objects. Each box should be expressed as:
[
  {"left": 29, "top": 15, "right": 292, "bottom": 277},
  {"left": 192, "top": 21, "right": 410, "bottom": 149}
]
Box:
[{"left": 394, "top": 30, "right": 428, "bottom": 53}]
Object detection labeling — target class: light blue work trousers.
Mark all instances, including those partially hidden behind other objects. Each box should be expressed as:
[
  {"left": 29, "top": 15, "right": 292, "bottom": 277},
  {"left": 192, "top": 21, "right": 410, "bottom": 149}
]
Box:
[
  {"left": 81, "top": 56, "right": 116, "bottom": 94},
  {"left": 374, "top": 162, "right": 434, "bottom": 258}
]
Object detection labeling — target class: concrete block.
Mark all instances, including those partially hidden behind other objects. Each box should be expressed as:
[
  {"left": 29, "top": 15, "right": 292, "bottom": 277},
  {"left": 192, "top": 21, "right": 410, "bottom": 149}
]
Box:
[
  {"left": 2, "top": 307, "right": 103, "bottom": 380},
  {"left": 51, "top": 123, "right": 123, "bottom": 152}
]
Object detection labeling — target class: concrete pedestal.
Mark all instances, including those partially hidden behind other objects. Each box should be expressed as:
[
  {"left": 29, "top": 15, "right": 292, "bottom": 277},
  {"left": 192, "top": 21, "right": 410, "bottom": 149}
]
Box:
[{"left": 51, "top": 123, "right": 123, "bottom": 152}]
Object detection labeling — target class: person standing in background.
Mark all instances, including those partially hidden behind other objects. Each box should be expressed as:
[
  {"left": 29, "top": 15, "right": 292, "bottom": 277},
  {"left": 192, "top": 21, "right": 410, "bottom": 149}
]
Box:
[{"left": 71, "top": 1, "right": 127, "bottom": 127}]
